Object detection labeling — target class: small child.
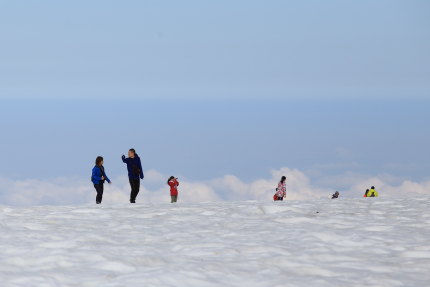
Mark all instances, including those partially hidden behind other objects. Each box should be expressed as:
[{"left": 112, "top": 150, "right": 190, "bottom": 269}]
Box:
[{"left": 168, "top": 176, "right": 180, "bottom": 203}]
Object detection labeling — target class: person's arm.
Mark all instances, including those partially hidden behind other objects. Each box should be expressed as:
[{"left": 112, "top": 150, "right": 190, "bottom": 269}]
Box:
[
  {"left": 104, "top": 171, "right": 111, "bottom": 184},
  {"left": 138, "top": 158, "right": 144, "bottom": 179},
  {"left": 176, "top": 179, "right": 179, "bottom": 186},
  {"left": 122, "top": 155, "right": 128, "bottom": 163}
]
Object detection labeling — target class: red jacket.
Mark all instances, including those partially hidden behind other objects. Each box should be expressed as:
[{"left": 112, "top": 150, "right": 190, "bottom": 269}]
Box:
[{"left": 168, "top": 179, "right": 179, "bottom": 196}]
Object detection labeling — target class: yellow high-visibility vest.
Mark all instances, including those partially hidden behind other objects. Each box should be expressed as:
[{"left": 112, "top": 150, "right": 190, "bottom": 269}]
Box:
[{"left": 367, "top": 189, "right": 379, "bottom": 197}]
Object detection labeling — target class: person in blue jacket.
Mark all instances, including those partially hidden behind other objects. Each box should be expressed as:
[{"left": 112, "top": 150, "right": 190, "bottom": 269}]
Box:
[
  {"left": 122, "top": 148, "right": 144, "bottom": 203},
  {"left": 91, "top": 156, "right": 111, "bottom": 204}
]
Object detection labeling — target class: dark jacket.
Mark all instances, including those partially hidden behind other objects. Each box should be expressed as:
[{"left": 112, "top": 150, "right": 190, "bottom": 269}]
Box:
[
  {"left": 92, "top": 165, "right": 111, "bottom": 184},
  {"left": 122, "top": 154, "right": 144, "bottom": 180}
]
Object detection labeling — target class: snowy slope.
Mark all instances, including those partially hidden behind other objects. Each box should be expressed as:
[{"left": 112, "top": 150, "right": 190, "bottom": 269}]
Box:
[{"left": 0, "top": 197, "right": 429, "bottom": 287}]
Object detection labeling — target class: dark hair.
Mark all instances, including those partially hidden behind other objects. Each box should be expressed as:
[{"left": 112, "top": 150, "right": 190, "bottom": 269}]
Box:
[
  {"left": 281, "top": 176, "right": 286, "bottom": 183},
  {"left": 167, "top": 176, "right": 175, "bottom": 185},
  {"left": 371, "top": 186, "right": 375, "bottom": 189},
  {"left": 129, "top": 148, "right": 136, "bottom": 155},
  {"left": 95, "top": 156, "right": 104, "bottom": 166}
]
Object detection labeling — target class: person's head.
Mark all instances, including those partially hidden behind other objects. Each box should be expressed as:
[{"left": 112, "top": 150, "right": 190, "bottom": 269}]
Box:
[
  {"left": 128, "top": 148, "right": 136, "bottom": 158},
  {"left": 335, "top": 191, "right": 339, "bottom": 195},
  {"left": 366, "top": 189, "right": 370, "bottom": 192},
  {"left": 167, "top": 176, "right": 175, "bottom": 185},
  {"left": 371, "top": 186, "right": 375, "bottom": 190},
  {"left": 281, "top": 176, "right": 286, "bottom": 183},
  {"left": 95, "top": 156, "right": 104, "bottom": 166}
]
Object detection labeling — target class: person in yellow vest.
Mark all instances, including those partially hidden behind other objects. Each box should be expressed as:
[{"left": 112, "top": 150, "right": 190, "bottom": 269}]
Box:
[{"left": 366, "top": 186, "right": 379, "bottom": 197}]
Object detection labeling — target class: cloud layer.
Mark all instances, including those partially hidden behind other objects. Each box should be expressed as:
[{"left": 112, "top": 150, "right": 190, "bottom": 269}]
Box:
[{"left": 0, "top": 167, "right": 429, "bottom": 206}]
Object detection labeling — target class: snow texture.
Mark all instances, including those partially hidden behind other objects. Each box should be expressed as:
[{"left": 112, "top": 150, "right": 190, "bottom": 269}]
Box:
[{"left": 1, "top": 197, "right": 429, "bottom": 286}]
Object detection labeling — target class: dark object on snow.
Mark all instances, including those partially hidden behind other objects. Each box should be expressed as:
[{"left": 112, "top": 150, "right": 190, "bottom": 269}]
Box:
[
  {"left": 332, "top": 191, "right": 339, "bottom": 199},
  {"left": 364, "top": 189, "right": 370, "bottom": 197}
]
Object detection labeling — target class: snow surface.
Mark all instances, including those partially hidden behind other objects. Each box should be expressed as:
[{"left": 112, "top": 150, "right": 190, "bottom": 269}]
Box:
[{"left": 1, "top": 197, "right": 430, "bottom": 287}]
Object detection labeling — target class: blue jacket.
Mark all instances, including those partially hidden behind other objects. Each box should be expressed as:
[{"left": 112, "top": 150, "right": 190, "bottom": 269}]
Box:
[
  {"left": 122, "top": 154, "right": 144, "bottom": 180},
  {"left": 92, "top": 165, "right": 111, "bottom": 184}
]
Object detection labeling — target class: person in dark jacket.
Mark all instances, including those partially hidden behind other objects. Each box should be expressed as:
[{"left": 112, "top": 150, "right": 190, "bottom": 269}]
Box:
[
  {"left": 332, "top": 191, "right": 339, "bottom": 199},
  {"left": 122, "top": 148, "right": 144, "bottom": 203},
  {"left": 91, "top": 156, "right": 111, "bottom": 204},
  {"left": 363, "top": 189, "right": 370, "bottom": 197}
]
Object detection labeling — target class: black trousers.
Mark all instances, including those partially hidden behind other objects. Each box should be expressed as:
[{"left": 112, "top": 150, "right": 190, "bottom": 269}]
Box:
[
  {"left": 129, "top": 178, "right": 140, "bottom": 203},
  {"left": 94, "top": 183, "right": 104, "bottom": 204}
]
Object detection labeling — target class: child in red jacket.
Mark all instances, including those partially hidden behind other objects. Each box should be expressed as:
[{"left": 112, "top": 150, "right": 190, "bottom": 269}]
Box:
[{"left": 168, "top": 176, "right": 179, "bottom": 203}]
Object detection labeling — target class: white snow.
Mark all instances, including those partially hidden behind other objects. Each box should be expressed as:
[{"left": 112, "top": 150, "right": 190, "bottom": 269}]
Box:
[{"left": 1, "top": 197, "right": 430, "bottom": 287}]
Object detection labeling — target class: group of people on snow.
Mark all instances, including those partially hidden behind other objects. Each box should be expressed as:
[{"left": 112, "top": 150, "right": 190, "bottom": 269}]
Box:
[
  {"left": 272, "top": 180, "right": 380, "bottom": 201},
  {"left": 330, "top": 187, "right": 379, "bottom": 200},
  {"left": 91, "top": 148, "right": 180, "bottom": 205},
  {"left": 91, "top": 149, "right": 379, "bottom": 205}
]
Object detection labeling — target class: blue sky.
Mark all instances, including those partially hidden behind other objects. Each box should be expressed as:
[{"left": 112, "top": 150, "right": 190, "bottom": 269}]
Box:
[
  {"left": 1, "top": 99, "right": 428, "bottom": 184},
  {"left": 0, "top": 1, "right": 429, "bottom": 204},
  {"left": 1, "top": 1, "right": 429, "bottom": 101}
]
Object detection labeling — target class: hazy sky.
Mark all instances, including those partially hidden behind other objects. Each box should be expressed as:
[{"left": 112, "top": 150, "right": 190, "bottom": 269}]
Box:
[
  {"left": 0, "top": 1, "right": 429, "bottom": 100},
  {"left": 0, "top": 99, "right": 428, "bottom": 184},
  {"left": 0, "top": 1, "right": 429, "bottom": 204}
]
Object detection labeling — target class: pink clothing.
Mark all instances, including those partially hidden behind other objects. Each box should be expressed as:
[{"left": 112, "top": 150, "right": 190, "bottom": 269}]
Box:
[{"left": 277, "top": 181, "right": 286, "bottom": 197}]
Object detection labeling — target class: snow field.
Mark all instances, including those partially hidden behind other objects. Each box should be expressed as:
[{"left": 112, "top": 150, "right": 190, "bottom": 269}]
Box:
[{"left": 0, "top": 197, "right": 429, "bottom": 286}]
